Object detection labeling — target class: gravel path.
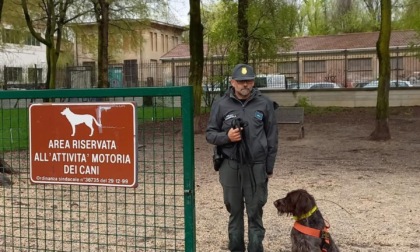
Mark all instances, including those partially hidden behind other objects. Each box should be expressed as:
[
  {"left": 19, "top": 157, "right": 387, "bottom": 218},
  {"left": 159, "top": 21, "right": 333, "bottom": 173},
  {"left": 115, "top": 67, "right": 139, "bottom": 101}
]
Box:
[{"left": 195, "top": 107, "right": 420, "bottom": 251}]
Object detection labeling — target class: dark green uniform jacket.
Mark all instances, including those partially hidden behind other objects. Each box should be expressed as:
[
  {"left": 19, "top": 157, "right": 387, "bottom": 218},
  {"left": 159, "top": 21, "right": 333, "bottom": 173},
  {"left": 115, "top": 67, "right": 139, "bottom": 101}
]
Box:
[{"left": 206, "top": 87, "right": 278, "bottom": 174}]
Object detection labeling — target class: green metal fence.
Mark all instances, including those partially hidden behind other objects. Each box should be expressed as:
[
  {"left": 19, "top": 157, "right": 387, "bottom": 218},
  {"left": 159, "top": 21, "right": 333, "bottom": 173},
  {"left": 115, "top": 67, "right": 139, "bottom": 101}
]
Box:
[{"left": 0, "top": 87, "right": 195, "bottom": 251}]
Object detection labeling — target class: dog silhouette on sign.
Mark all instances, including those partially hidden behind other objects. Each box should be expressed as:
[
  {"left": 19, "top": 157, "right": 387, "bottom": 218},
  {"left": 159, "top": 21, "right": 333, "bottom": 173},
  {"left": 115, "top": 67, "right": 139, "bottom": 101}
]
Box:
[{"left": 61, "top": 107, "right": 102, "bottom": 136}]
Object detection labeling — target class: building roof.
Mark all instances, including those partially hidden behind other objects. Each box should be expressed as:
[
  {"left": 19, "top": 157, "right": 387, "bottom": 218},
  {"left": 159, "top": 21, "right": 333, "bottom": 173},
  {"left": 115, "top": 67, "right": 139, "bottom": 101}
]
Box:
[
  {"left": 160, "top": 30, "right": 420, "bottom": 60},
  {"left": 291, "top": 30, "right": 419, "bottom": 52},
  {"left": 69, "top": 19, "right": 186, "bottom": 31}
]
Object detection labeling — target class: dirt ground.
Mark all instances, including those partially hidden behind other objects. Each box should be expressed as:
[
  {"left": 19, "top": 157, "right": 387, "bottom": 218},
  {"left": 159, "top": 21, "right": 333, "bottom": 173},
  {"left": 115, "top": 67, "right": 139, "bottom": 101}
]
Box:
[{"left": 194, "top": 106, "right": 420, "bottom": 252}]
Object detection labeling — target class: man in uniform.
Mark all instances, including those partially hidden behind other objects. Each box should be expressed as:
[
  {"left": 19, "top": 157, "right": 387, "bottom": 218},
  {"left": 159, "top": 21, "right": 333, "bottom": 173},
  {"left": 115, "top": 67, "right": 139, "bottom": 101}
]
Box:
[{"left": 206, "top": 64, "right": 278, "bottom": 252}]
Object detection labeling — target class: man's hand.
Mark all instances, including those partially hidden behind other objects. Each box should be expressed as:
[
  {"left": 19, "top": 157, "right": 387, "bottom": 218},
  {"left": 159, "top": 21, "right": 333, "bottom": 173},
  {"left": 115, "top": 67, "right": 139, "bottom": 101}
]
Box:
[{"left": 228, "top": 127, "right": 242, "bottom": 142}]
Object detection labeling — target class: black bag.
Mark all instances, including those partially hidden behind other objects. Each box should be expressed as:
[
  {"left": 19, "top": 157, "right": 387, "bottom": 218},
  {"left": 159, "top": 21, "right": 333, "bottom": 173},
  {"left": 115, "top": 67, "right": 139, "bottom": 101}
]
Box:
[{"left": 213, "top": 146, "right": 224, "bottom": 171}]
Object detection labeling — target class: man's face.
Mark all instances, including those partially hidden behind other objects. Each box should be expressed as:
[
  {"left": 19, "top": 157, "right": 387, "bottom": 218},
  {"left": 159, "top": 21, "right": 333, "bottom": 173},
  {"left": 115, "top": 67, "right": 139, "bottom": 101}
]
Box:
[{"left": 231, "top": 79, "right": 254, "bottom": 99}]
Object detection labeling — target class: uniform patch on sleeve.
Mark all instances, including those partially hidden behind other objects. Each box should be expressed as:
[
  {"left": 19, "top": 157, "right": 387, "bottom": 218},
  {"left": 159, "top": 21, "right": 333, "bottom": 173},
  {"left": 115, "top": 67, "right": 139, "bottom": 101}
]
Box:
[{"left": 255, "top": 111, "right": 263, "bottom": 121}]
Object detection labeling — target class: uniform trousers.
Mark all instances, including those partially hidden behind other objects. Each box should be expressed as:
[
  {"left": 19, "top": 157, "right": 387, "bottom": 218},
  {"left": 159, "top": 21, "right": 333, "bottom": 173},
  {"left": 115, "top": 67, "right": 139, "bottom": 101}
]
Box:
[{"left": 219, "top": 159, "right": 268, "bottom": 252}]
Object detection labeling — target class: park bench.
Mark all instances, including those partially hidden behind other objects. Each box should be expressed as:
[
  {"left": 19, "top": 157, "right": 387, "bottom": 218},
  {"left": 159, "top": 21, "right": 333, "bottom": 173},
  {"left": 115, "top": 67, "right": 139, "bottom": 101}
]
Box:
[{"left": 275, "top": 106, "right": 305, "bottom": 139}]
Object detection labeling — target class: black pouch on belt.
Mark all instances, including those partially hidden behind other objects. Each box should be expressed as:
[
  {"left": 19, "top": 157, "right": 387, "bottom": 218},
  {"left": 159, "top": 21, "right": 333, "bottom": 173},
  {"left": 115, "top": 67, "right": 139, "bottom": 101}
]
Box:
[{"left": 213, "top": 146, "right": 224, "bottom": 171}]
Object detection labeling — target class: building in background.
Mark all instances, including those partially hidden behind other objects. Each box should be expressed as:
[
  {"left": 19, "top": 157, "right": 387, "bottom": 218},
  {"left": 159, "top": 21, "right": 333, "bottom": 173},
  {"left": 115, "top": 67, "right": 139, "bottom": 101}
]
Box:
[
  {"left": 161, "top": 30, "right": 420, "bottom": 88},
  {"left": 0, "top": 25, "right": 47, "bottom": 89},
  {"left": 70, "top": 20, "right": 186, "bottom": 88}
]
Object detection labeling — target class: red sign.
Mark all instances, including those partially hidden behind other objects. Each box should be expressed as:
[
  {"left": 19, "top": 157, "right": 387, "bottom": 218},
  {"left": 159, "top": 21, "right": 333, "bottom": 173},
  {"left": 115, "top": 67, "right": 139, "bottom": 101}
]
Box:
[{"left": 29, "top": 102, "right": 137, "bottom": 187}]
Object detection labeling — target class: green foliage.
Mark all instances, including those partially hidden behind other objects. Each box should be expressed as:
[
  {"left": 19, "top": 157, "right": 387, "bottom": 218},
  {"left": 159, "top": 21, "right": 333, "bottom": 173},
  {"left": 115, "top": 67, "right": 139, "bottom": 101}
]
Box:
[
  {"left": 304, "top": 106, "right": 346, "bottom": 115},
  {"left": 295, "top": 96, "right": 312, "bottom": 108},
  {"left": 393, "top": 0, "right": 420, "bottom": 31},
  {"left": 330, "top": 5, "right": 379, "bottom": 33},
  {"left": 299, "top": 0, "right": 331, "bottom": 35},
  {"left": 298, "top": 0, "right": 381, "bottom": 35},
  {"left": 203, "top": 0, "right": 298, "bottom": 64},
  {"left": 294, "top": 97, "right": 345, "bottom": 115},
  {"left": 294, "top": 96, "right": 343, "bottom": 114}
]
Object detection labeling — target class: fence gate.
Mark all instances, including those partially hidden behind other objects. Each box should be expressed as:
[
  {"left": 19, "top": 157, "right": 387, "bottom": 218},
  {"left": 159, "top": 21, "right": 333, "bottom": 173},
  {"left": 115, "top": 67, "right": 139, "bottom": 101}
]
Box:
[{"left": 0, "top": 87, "right": 195, "bottom": 251}]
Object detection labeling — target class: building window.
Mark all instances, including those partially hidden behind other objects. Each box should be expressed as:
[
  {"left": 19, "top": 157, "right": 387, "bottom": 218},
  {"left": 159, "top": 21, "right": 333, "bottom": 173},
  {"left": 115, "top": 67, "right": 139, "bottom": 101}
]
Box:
[
  {"left": 165, "top": 35, "right": 169, "bottom": 52},
  {"left": 28, "top": 68, "right": 43, "bottom": 83},
  {"left": 391, "top": 57, "right": 403, "bottom": 70},
  {"left": 154, "top": 32, "right": 158, "bottom": 52},
  {"left": 348, "top": 58, "right": 372, "bottom": 71},
  {"left": 24, "top": 32, "right": 41, "bottom": 46},
  {"left": 161, "top": 34, "right": 164, "bottom": 52},
  {"left": 123, "top": 60, "right": 138, "bottom": 87},
  {"left": 304, "top": 60, "right": 326, "bottom": 73},
  {"left": 278, "top": 61, "right": 298, "bottom": 74},
  {"left": 3, "top": 29, "right": 20, "bottom": 44},
  {"left": 5, "top": 67, "right": 23, "bottom": 82},
  {"left": 150, "top": 32, "right": 154, "bottom": 51},
  {"left": 2, "top": 29, "right": 40, "bottom": 46},
  {"left": 172, "top": 36, "right": 176, "bottom": 48}
]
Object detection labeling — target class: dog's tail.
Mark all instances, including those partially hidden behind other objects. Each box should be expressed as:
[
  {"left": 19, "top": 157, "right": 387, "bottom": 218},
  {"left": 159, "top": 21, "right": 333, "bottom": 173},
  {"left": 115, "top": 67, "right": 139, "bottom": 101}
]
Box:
[{"left": 93, "top": 117, "right": 102, "bottom": 127}]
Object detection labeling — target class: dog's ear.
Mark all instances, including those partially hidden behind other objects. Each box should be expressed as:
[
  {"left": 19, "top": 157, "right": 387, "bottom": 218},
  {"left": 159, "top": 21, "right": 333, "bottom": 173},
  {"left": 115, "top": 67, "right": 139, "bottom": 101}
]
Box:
[{"left": 294, "top": 191, "right": 314, "bottom": 216}]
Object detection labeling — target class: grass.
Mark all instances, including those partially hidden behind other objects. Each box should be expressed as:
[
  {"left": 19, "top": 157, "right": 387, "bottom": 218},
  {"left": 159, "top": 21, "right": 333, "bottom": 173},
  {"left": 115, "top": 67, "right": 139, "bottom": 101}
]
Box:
[
  {"left": 0, "top": 108, "right": 29, "bottom": 152},
  {"left": 138, "top": 106, "right": 183, "bottom": 121},
  {"left": 304, "top": 106, "right": 346, "bottom": 115}
]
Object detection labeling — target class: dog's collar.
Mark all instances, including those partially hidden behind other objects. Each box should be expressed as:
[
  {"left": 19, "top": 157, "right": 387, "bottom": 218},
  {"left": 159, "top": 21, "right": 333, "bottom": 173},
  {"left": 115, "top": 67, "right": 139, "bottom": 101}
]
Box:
[{"left": 293, "top": 206, "right": 318, "bottom": 221}]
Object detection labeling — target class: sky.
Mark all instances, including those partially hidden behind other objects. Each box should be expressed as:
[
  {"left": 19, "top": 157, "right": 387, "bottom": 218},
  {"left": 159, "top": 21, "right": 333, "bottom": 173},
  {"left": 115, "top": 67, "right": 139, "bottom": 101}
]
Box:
[
  {"left": 167, "top": 0, "right": 216, "bottom": 26},
  {"left": 168, "top": 0, "right": 190, "bottom": 25}
]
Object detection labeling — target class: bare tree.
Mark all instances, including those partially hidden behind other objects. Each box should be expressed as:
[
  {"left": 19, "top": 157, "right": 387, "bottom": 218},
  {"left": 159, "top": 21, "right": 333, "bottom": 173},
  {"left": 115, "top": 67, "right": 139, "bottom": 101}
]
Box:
[
  {"left": 362, "top": 0, "right": 381, "bottom": 29},
  {"left": 83, "top": 0, "right": 156, "bottom": 88},
  {"left": 189, "top": 0, "right": 204, "bottom": 133},
  {"left": 21, "top": 0, "right": 83, "bottom": 89},
  {"left": 370, "top": 0, "right": 391, "bottom": 140},
  {"left": 237, "top": 0, "right": 249, "bottom": 63},
  {"left": 90, "top": 0, "right": 110, "bottom": 88}
]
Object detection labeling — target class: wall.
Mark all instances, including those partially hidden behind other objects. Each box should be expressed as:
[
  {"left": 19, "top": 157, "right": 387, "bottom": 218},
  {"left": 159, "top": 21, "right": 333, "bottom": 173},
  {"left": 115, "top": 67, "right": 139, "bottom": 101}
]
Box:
[
  {"left": 260, "top": 88, "right": 420, "bottom": 107},
  {"left": 0, "top": 38, "right": 46, "bottom": 67}
]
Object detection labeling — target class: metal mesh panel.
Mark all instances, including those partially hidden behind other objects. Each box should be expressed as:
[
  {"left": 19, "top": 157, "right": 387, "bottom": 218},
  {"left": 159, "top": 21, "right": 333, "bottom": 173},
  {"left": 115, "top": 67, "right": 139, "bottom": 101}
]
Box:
[
  {"left": 0, "top": 88, "right": 195, "bottom": 251},
  {"left": 2, "top": 49, "right": 420, "bottom": 91}
]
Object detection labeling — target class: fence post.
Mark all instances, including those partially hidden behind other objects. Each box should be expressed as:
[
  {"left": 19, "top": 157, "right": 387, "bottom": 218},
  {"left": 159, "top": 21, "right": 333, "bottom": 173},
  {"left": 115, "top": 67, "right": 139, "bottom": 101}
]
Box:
[
  {"left": 3, "top": 66, "right": 7, "bottom": 90},
  {"left": 396, "top": 47, "right": 400, "bottom": 83},
  {"left": 34, "top": 64, "right": 38, "bottom": 89},
  {"left": 143, "top": 77, "right": 154, "bottom": 106},
  {"left": 344, "top": 50, "right": 348, "bottom": 87},
  {"left": 297, "top": 52, "right": 301, "bottom": 87},
  {"left": 66, "top": 63, "right": 71, "bottom": 89},
  {"left": 171, "top": 58, "right": 175, "bottom": 86}
]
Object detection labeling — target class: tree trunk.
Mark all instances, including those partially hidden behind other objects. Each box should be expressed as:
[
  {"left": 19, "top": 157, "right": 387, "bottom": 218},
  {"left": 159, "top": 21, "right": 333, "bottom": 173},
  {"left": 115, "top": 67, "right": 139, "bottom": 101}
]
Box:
[
  {"left": 21, "top": 0, "right": 69, "bottom": 91},
  {"left": 0, "top": 157, "right": 17, "bottom": 174},
  {"left": 47, "top": 47, "right": 59, "bottom": 90},
  {"left": 97, "top": 0, "right": 110, "bottom": 88},
  {"left": 0, "top": 173, "right": 12, "bottom": 187},
  {"left": 0, "top": 0, "right": 3, "bottom": 21},
  {"left": 189, "top": 0, "right": 204, "bottom": 133},
  {"left": 237, "top": 0, "right": 249, "bottom": 63},
  {"left": 370, "top": 0, "right": 391, "bottom": 140},
  {"left": 1, "top": 157, "right": 16, "bottom": 186}
]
